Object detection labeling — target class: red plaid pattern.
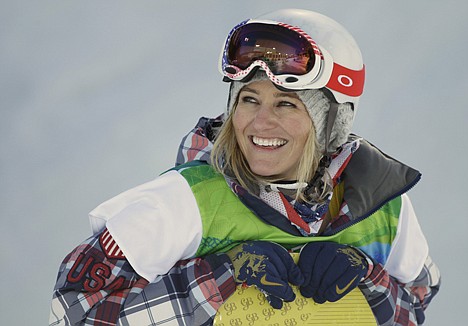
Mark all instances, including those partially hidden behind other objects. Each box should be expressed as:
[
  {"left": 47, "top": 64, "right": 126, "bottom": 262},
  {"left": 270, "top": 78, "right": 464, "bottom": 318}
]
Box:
[{"left": 359, "top": 256, "right": 440, "bottom": 326}]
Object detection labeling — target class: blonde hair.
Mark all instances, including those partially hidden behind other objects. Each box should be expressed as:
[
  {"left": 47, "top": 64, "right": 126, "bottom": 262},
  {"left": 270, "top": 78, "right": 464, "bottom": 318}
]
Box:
[{"left": 211, "top": 101, "right": 322, "bottom": 203}]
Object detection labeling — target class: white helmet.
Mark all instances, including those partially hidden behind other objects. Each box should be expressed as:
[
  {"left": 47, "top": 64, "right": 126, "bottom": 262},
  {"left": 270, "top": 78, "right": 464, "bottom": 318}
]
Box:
[{"left": 219, "top": 8, "right": 365, "bottom": 111}]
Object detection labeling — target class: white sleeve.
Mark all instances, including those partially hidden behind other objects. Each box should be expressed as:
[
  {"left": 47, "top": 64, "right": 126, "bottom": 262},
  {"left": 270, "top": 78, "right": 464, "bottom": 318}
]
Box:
[
  {"left": 88, "top": 170, "right": 203, "bottom": 282},
  {"left": 384, "top": 194, "right": 428, "bottom": 283}
]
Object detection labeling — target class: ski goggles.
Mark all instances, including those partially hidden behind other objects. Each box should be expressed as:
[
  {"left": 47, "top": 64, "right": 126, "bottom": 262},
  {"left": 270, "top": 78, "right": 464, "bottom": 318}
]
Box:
[{"left": 220, "top": 20, "right": 365, "bottom": 99}]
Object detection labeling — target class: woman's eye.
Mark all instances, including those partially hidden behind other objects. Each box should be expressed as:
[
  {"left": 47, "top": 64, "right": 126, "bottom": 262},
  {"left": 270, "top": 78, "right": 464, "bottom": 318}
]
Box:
[
  {"left": 278, "top": 101, "right": 297, "bottom": 108},
  {"left": 241, "top": 96, "right": 258, "bottom": 104}
]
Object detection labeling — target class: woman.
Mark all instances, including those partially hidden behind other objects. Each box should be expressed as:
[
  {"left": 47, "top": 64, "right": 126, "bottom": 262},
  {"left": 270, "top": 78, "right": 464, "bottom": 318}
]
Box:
[{"left": 50, "top": 9, "right": 440, "bottom": 325}]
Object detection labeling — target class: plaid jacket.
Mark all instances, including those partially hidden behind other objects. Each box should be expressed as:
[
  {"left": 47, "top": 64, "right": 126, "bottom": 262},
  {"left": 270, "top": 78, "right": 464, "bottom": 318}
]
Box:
[
  {"left": 49, "top": 229, "right": 235, "bottom": 325},
  {"left": 50, "top": 116, "right": 440, "bottom": 325}
]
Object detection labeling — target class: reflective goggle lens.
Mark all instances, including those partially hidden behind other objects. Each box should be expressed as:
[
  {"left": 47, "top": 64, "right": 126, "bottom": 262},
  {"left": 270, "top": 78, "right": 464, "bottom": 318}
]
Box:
[{"left": 226, "top": 23, "right": 317, "bottom": 76}]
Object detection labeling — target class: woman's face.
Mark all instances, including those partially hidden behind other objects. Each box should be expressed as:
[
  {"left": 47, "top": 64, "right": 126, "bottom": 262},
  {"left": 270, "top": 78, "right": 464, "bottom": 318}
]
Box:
[{"left": 233, "top": 80, "right": 313, "bottom": 180}]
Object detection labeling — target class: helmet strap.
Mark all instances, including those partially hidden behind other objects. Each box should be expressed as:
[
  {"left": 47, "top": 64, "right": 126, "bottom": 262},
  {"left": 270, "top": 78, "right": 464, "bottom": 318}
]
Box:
[
  {"left": 325, "top": 102, "right": 339, "bottom": 155},
  {"left": 226, "top": 82, "right": 235, "bottom": 116}
]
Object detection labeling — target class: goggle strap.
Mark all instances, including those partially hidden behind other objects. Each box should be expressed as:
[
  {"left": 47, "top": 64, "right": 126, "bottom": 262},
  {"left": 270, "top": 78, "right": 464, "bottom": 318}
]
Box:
[{"left": 325, "top": 102, "right": 339, "bottom": 155}]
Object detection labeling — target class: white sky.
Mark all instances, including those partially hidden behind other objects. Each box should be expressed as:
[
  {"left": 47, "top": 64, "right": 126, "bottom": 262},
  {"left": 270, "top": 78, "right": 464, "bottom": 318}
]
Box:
[{"left": 1, "top": 1, "right": 467, "bottom": 324}]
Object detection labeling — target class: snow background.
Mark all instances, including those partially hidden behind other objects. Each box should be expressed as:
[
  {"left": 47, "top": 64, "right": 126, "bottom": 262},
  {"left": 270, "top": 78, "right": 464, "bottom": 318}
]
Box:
[{"left": 1, "top": 0, "right": 466, "bottom": 324}]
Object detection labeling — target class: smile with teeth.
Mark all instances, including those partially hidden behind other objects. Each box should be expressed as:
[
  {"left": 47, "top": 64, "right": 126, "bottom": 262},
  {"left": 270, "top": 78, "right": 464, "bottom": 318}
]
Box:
[{"left": 251, "top": 136, "right": 287, "bottom": 147}]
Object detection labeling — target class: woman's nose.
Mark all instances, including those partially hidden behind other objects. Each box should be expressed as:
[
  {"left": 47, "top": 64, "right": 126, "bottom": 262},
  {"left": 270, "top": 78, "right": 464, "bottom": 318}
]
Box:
[{"left": 252, "top": 105, "right": 276, "bottom": 130}]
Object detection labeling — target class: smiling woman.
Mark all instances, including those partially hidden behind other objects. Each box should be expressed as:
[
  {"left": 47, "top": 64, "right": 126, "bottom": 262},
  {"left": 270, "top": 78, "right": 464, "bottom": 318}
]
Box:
[
  {"left": 233, "top": 80, "right": 312, "bottom": 181},
  {"left": 49, "top": 8, "right": 440, "bottom": 326}
]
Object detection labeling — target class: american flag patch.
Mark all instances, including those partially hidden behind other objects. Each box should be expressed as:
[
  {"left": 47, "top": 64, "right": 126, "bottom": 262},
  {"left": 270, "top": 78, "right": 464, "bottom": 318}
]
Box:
[{"left": 99, "top": 228, "right": 125, "bottom": 259}]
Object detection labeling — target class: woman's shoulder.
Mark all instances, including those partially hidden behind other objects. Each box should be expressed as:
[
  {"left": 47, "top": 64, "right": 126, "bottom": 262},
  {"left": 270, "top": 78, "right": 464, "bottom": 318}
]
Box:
[{"left": 165, "top": 160, "right": 223, "bottom": 187}]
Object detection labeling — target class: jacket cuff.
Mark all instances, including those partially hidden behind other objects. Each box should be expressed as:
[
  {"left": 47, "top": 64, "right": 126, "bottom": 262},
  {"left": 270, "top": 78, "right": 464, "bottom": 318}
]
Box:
[
  {"left": 359, "top": 263, "right": 386, "bottom": 290},
  {"left": 205, "top": 253, "right": 236, "bottom": 301}
]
